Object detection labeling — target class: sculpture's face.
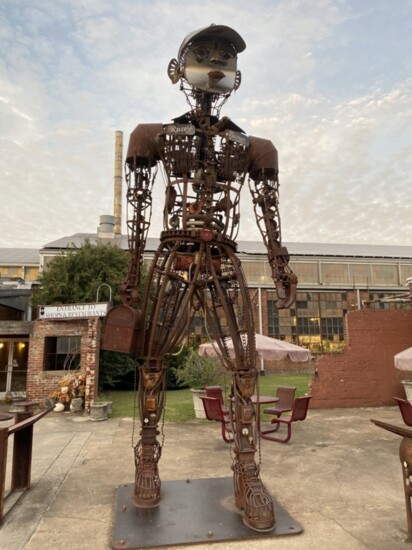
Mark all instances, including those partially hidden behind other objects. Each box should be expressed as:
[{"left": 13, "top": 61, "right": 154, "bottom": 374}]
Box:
[{"left": 183, "top": 38, "right": 238, "bottom": 94}]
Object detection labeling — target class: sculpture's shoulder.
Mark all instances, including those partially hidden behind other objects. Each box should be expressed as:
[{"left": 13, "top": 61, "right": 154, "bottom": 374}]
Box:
[
  {"left": 247, "top": 135, "right": 278, "bottom": 180},
  {"left": 126, "top": 123, "right": 164, "bottom": 165}
]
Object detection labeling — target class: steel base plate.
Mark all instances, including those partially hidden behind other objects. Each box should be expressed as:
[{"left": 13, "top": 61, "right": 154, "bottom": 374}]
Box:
[{"left": 111, "top": 477, "right": 302, "bottom": 549}]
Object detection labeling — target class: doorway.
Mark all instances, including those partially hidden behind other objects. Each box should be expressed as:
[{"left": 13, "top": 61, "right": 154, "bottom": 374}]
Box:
[{"left": 0, "top": 338, "right": 29, "bottom": 398}]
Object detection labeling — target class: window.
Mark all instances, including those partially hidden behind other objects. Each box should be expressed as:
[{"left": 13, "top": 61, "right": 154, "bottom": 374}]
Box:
[
  {"left": 321, "top": 263, "right": 350, "bottom": 285},
  {"left": 267, "top": 291, "right": 296, "bottom": 340},
  {"left": 267, "top": 291, "right": 347, "bottom": 352},
  {"left": 241, "top": 261, "right": 271, "bottom": 284},
  {"left": 367, "top": 292, "right": 410, "bottom": 310},
  {"left": 400, "top": 264, "right": 412, "bottom": 283},
  {"left": 371, "top": 264, "right": 398, "bottom": 285},
  {"left": 44, "top": 336, "right": 81, "bottom": 371},
  {"left": 291, "top": 262, "right": 318, "bottom": 284},
  {"left": 349, "top": 264, "right": 371, "bottom": 286}
]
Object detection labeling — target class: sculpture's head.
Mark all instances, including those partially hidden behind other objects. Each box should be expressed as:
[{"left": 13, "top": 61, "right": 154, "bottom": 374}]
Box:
[{"left": 168, "top": 24, "right": 246, "bottom": 96}]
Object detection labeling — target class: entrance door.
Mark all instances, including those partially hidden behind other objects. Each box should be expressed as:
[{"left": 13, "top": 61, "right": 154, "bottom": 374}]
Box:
[{"left": 0, "top": 339, "right": 29, "bottom": 398}]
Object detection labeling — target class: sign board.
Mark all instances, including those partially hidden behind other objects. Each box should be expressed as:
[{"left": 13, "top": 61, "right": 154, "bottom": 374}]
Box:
[{"left": 38, "top": 302, "right": 110, "bottom": 320}]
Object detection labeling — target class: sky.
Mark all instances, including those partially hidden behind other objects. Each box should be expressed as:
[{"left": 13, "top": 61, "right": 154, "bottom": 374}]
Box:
[{"left": 0, "top": 0, "right": 411, "bottom": 249}]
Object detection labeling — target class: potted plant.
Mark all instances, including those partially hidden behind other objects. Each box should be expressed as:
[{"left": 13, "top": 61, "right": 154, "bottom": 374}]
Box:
[{"left": 175, "top": 348, "right": 226, "bottom": 418}]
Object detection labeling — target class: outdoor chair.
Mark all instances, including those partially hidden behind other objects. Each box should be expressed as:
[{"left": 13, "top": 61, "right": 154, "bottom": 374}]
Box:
[
  {"left": 205, "top": 386, "right": 229, "bottom": 414},
  {"left": 261, "top": 395, "right": 312, "bottom": 443},
  {"left": 394, "top": 397, "right": 412, "bottom": 426},
  {"left": 200, "top": 395, "right": 233, "bottom": 443},
  {"left": 263, "top": 386, "right": 296, "bottom": 431}
]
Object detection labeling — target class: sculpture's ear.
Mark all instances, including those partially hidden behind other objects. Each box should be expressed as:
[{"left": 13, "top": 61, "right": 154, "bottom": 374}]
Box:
[
  {"left": 167, "top": 58, "right": 182, "bottom": 84},
  {"left": 234, "top": 70, "right": 242, "bottom": 91}
]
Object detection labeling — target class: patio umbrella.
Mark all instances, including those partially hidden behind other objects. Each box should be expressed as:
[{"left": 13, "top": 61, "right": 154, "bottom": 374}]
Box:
[
  {"left": 394, "top": 347, "right": 412, "bottom": 371},
  {"left": 198, "top": 333, "right": 312, "bottom": 362}
]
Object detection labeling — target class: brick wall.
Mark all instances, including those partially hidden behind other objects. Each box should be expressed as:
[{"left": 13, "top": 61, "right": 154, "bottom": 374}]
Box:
[
  {"left": 309, "top": 309, "right": 412, "bottom": 408},
  {"left": 26, "top": 318, "right": 101, "bottom": 413}
]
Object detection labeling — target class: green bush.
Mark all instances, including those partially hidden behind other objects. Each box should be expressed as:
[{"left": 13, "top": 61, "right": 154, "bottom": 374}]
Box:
[
  {"left": 164, "top": 346, "right": 192, "bottom": 389},
  {"left": 175, "top": 348, "right": 224, "bottom": 389}
]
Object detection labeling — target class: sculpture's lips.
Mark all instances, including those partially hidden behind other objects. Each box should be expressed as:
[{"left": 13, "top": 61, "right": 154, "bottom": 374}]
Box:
[{"left": 208, "top": 70, "right": 225, "bottom": 80}]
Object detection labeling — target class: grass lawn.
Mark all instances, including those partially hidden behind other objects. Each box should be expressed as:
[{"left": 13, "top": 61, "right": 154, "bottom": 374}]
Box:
[{"left": 100, "top": 373, "right": 311, "bottom": 423}]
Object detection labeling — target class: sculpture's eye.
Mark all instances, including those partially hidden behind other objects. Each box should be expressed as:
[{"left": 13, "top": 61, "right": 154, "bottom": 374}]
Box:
[
  {"left": 220, "top": 49, "right": 234, "bottom": 61},
  {"left": 194, "top": 46, "right": 209, "bottom": 62}
]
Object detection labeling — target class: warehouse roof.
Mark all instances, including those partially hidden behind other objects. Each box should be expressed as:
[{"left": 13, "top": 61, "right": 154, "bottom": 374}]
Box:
[
  {"left": 2, "top": 238, "right": 411, "bottom": 268},
  {"left": 39, "top": 233, "right": 412, "bottom": 260},
  {"left": 0, "top": 248, "right": 40, "bottom": 264}
]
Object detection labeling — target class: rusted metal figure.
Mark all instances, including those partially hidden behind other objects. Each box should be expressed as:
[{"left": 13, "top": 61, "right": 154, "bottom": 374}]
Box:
[
  {"left": 372, "top": 419, "right": 412, "bottom": 542},
  {"left": 103, "top": 24, "right": 296, "bottom": 532}
]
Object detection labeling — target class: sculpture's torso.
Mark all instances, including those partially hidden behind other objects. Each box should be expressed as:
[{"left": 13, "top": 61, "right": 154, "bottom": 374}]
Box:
[{"left": 158, "top": 115, "right": 249, "bottom": 241}]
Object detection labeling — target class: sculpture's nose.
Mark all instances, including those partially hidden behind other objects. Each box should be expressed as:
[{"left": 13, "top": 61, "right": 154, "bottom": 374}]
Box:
[{"left": 210, "top": 45, "right": 224, "bottom": 65}]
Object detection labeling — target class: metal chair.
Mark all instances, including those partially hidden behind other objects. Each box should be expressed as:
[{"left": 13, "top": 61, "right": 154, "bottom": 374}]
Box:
[
  {"left": 200, "top": 395, "right": 233, "bottom": 443},
  {"left": 263, "top": 386, "right": 296, "bottom": 432},
  {"left": 205, "top": 386, "right": 229, "bottom": 414},
  {"left": 394, "top": 397, "right": 412, "bottom": 426},
  {"left": 261, "top": 396, "right": 312, "bottom": 443}
]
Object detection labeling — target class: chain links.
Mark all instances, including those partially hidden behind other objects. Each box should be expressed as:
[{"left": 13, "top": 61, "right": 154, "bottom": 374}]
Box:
[{"left": 131, "top": 362, "right": 138, "bottom": 448}]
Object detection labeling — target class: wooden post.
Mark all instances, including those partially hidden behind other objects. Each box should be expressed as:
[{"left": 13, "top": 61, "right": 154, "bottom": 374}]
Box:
[
  {"left": 0, "top": 429, "right": 9, "bottom": 524},
  {"left": 11, "top": 411, "right": 32, "bottom": 491}
]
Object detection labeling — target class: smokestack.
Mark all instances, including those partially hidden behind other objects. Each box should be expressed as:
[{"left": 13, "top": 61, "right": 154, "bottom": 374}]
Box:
[{"left": 114, "top": 130, "right": 123, "bottom": 236}]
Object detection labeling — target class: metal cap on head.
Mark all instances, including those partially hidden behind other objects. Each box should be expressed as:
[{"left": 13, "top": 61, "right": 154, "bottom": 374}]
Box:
[{"left": 178, "top": 24, "right": 246, "bottom": 58}]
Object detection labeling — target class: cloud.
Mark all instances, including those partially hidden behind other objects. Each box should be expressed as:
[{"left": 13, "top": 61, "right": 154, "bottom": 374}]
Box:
[{"left": 0, "top": 0, "right": 411, "bottom": 250}]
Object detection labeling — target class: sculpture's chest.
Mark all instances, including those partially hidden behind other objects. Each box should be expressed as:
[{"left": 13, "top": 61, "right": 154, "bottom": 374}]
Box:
[{"left": 159, "top": 123, "right": 249, "bottom": 181}]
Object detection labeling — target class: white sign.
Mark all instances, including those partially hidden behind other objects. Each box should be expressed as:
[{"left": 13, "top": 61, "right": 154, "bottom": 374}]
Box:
[{"left": 38, "top": 302, "right": 110, "bottom": 320}]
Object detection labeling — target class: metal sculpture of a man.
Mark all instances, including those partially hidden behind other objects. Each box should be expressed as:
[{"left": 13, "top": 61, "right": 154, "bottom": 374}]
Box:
[{"left": 103, "top": 24, "right": 297, "bottom": 532}]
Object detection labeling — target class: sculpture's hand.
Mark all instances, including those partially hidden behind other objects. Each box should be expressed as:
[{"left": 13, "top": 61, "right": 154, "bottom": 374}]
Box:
[{"left": 275, "top": 272, "right": 298, "bottom": 309}]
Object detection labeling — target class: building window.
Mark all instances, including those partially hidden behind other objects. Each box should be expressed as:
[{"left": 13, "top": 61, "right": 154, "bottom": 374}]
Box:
[
  {"left": 241, "top": 261, "right": 272, "bottom": 284},
  {"left": 349, "top": 263, "right": 372, "bottom": 286},
  {"left": 321, "top": 263, "right": 350, "bottom": 285},
  {"left": 371, "top": 264, "right": 398, "bottom": 286},
  {"left": 43, "top": 336, "right": 81, "bottom": 371},
  {"left": 291, "top": 262, "right": 318, "bottom": 284},
  {"left": 367, "top": 292, "right": 409, "bottom": 310},
  {"left": 267, "top": 292, "right": 297, "bottom": 341},
  {"left": 267, "top": 291, "right": 347, "bottom": 353}
]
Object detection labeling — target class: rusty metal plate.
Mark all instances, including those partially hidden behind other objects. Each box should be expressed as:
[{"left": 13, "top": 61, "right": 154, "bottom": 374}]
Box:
[
  {"left": 111, "top": 478, "right": 302, "bottom": 549},
  {"left": 101, "top": 305, "right": 142, "bottom": 353}
]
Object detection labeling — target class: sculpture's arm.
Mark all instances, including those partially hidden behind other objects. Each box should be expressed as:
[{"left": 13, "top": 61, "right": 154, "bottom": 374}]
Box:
[
  {"left": 247, "top": 136, "right": 297, "bottom": 308},
  {"left": 119, "top": 123, "right": 162, "bottom": 307}
]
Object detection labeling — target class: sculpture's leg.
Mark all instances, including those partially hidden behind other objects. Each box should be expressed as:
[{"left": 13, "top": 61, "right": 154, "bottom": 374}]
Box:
[
  {"left": 134, "top": 238, "right": 200, "bottom": 507},
  {"left": 231, "top": 373, "right": 275, "bottom": 531},
  {"left": 399, "top": 438, "right": 412, "bottom": 542},
  {"left": 203, "top": 243, "right": 275, "bottom": 531},
  {"left": 134, "top": 362, "right": 166, "bottom": 507}
]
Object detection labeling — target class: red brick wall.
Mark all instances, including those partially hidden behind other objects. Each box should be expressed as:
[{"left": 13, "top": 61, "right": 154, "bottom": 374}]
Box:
[
  {"left": 310, "top": 309, "right": 412, "bottom": 408},
  {"left": 26, "top": 318, "right": 101, "bottom": 413}
]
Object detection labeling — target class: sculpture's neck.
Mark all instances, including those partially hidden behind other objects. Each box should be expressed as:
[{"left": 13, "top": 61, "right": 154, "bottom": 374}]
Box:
[{"left": 195, "top": 92, "right": 213, "bottom": 116}]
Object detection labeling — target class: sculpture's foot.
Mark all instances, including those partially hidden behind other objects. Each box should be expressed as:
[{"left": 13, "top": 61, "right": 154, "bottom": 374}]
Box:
[
  {"left": 233, "top": 463, "right": 275, "bottom": 532},
  {"left": 134, "top": 463, "right": 161, "bottom": 508},
  {"left": 134, "top": 440, "right": 161, "bottom": 508}
]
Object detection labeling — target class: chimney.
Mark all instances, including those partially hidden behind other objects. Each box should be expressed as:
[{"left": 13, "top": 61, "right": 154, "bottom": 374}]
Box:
[{"left": 114, "top": 130, "right": 123, "bottom": 236}]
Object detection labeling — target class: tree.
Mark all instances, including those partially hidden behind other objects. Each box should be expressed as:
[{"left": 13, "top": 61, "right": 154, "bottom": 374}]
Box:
[
  {"left": 31, "top": 240, "right": 129, "bottom": 307},
  {"left": 31, "top": 240, "right": 137, "bottom": 390}
]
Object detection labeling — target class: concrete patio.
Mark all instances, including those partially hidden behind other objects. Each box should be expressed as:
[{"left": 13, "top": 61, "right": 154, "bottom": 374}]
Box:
[{"left": 0, "top": 405, "right": 408, "bottom": 549}]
